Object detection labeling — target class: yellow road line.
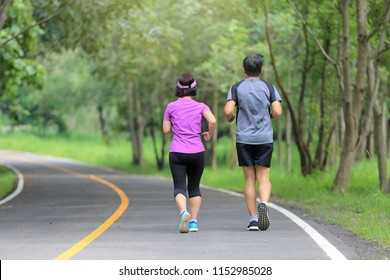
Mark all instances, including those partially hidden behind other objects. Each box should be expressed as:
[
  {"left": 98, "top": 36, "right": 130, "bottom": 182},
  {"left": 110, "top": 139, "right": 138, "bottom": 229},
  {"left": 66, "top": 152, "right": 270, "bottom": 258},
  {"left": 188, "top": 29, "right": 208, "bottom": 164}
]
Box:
[
  {"left": 55, "top": 175, "right": 129, "bottom": 260},
  {"left": 2, "top": 154, "right": 129, "bottom": 260}
]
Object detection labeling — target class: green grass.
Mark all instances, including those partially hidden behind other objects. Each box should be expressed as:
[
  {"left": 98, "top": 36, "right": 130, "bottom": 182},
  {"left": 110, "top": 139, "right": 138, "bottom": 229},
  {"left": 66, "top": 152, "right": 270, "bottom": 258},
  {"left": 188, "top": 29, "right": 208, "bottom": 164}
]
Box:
[
  {"left": 272, "top": 168, "right": 389, "bottom": 247},
  {"left": 0, "top": 131, "right": 389, "bottom": 251},
  {"left": 0, "top": 165, "right": 17, "bottom": 199}
]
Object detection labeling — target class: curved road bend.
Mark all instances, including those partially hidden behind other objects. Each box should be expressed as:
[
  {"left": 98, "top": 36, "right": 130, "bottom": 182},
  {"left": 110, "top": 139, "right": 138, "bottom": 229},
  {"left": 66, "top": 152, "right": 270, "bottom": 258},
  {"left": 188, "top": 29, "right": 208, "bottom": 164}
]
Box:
[{"left": 0, "top": 151, "right": 361, "bottom": 260}]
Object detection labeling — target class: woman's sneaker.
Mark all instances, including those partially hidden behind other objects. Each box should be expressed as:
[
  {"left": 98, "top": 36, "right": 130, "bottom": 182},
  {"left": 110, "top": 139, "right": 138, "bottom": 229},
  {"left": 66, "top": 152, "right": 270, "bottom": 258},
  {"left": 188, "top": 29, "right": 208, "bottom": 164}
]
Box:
[
  {"left": 179, "top": 211, "right": 191, "bottom": 233},
  {"left": 257, "top": 203, "right": 270, "bottom": 231},
  {"left": 189, "top": 220, "right": 198, "bottom": 232},
  {"left": 247, "top": 220, "right": 259, "bottom": 231}
]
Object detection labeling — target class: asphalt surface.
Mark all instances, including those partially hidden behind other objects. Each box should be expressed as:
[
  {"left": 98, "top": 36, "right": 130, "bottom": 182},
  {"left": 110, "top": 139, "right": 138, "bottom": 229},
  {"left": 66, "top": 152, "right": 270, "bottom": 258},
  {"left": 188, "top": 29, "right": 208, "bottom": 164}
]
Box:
[{"left": 0, "top": 151, "right": 383, "bottom": 260}]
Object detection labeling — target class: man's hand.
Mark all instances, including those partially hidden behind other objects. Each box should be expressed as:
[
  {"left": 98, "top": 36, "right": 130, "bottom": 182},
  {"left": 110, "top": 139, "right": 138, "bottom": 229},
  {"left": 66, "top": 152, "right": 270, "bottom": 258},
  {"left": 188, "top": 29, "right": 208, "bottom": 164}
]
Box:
[{"left": 226, "top": 114, "right": 235, "bottom": 123}]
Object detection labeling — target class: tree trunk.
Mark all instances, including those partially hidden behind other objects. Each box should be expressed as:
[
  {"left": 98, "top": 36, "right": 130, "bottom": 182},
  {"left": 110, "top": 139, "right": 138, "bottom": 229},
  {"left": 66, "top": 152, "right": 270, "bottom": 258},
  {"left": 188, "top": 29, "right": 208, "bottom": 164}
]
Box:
[
  {"left": 277, "top": 116, "right": 283, "bottom": 169},
  {"left": 286, "top": 110, "right": 292, "bottom": 172},
  {"left": 330, "top": 113, "right": 339, "bottom": 170},
  {"left": 386, "top": 102, "right": 390, "bottom": 158},
  {"left": 148, "top": 70, "right": 170, "bottom": 170},
  {"left": 334, "top": 0, "right": 354, "bottom": 191},
  {"left": 314, "top": 36, "right": 331, "bottom": 170},
  {"left": 229, "top": 123, "right": 237, "bottom": 169},
  {"left": 148, "top": 88, "right": 165, "bottom": 170},
  {"left": 367, "top": 132, "right": 374, "bottom": 159},
  {"left": 97, "top": 104, "right": 109, "bottom": 145},
  {"left": 127, "top": 81, "right": 145, "bottom": 166},
  {"left": 0, "top": 0, "right": 12, "bottom": 31},
  {"left": 334, "top": 0, "right": 369, "bottom": 191},
  {"left": 366, "top": 74, "right": 387, "bottom": 191},
  {"left": 211, "top": 89, "right": 218, "bottom": 170},
  {"left": 298, "top": 25, "right": 313, "bottom": 173},
  {"left": 149, "top": 118, "right": 165, "bottom": 170},
  {"left": 373, "top": 102, "right": 388, "bottom": 192}
]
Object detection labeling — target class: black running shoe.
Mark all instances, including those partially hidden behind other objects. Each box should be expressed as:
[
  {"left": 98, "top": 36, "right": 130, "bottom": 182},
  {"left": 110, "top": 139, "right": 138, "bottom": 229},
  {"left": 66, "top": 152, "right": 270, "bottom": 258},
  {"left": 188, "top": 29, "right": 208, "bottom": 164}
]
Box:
[
  {"left": 257, "top": 203, "right": 270, "bottom": 231},
  {"left": 247, "top": 220, "right": 259, "bottom": 231}
]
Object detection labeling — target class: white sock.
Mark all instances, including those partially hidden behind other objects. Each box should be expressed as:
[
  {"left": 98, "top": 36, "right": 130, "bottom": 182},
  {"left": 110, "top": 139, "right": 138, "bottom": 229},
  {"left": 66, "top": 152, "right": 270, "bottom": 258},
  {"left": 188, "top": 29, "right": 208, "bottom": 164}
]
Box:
[{"left": 250, "top": 215, "right": 258, "bottom": 222}]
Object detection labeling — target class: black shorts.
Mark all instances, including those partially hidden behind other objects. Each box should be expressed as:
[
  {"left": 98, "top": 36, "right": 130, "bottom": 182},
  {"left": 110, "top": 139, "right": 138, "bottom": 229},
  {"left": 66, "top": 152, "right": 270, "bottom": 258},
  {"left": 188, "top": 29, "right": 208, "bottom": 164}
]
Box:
[{"left": 236, "top": 142, "right": 274, "bottom": 167}]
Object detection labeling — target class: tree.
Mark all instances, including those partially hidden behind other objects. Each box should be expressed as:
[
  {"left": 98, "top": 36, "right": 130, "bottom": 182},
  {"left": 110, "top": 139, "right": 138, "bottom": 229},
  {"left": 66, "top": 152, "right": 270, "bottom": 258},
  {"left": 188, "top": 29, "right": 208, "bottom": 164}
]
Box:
[
  {"left": 96, "top": 0, "right": 183, "bottom": 166},
  {"left": 196, "top": 19, "right": 257, "bottom": 169},
  {"left": 364, "top": 0, "right": 390, "bottom": 193},
  {"left": 270, "top": 0, "right": 390, "bottom": 193},
  {"left": 96, "top": 0, "right": 256, "bottom": 167},
  {"left": 263, "top": 0, "right": 339, "bottom": 175},
  {"left": 1, "top": 0, "right": 125, "bottom": 129},
  {"left": 334, "top": 0, "right": 390, "bottom": 192}
]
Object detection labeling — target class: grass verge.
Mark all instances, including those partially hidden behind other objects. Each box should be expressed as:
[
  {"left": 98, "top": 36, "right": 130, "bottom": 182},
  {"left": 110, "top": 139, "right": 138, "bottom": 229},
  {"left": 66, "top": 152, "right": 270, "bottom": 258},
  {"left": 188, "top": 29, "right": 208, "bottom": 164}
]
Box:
[{"left": 0, "top": 165, "right": 17, "bottom": 199}]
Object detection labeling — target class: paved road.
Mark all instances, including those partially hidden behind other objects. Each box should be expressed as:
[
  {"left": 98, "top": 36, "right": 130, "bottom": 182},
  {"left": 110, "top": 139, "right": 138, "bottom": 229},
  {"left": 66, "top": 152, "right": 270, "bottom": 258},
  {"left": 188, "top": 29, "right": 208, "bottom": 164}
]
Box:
[{"left": 0, "top": 151, "right": 361, "bottom": 260}]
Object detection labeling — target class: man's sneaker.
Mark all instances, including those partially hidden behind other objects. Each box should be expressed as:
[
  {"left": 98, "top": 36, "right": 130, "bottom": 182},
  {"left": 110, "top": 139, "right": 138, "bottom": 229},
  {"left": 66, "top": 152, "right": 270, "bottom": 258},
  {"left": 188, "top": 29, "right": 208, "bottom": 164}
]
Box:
[
  {"left": 247, "top": 220, "right": 259, "bottom": 231},
  {"left": 189, "top": 220, "right": 198, "bottom": 232},
  {"left": 257, "top": 202, "right": 270, "bottom": 231},
  {"left": 179, "top": 211, "right": 191, "bottom": 233}
]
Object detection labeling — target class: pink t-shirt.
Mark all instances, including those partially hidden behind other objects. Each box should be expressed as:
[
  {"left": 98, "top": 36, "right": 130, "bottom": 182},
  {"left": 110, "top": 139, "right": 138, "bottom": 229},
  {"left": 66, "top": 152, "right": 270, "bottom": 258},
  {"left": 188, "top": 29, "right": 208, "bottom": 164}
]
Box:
[{"left": 164, "top": 98, "right": 210, "bottom": 154}]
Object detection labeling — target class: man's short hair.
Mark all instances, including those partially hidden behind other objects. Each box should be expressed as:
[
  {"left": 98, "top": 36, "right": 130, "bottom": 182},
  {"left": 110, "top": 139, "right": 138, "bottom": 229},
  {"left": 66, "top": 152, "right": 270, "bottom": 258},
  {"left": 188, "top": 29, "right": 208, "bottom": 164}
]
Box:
[{"left": 243, "top": 54, "right": 264, "bottom": 76}]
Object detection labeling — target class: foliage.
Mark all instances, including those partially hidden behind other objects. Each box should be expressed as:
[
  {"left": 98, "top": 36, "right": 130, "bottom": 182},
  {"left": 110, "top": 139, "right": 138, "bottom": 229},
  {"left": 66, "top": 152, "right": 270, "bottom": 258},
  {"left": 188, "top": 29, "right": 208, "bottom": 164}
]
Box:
[
  {"left": 0, "top": 0, "right": 389, "bottom": 189},
  {"left": 1, "top": 0, "right": 128, "bottom": 129},
  {"left": 0, "top": 0, "right": 45, "bottom": 124},
  {"left": 31, "top": 0, "right": 125, "bottom": 54}
]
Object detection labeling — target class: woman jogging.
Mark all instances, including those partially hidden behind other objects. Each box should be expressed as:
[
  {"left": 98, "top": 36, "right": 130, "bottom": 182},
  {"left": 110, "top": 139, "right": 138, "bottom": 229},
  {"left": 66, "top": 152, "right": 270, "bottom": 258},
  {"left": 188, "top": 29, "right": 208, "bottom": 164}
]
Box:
[{"left": 163, "top": 73, "right": 217, "bottom": 233}]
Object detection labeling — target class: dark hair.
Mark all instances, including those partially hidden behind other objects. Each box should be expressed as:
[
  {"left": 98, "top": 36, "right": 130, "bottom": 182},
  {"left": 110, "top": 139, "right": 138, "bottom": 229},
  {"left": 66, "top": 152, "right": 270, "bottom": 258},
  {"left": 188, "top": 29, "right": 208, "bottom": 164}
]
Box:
[
  {"left": 176, "top": 73, "right": 197, "bottom": 97},
  {"left": 243, "top": 54, "right": 264, "bottom": 76}
]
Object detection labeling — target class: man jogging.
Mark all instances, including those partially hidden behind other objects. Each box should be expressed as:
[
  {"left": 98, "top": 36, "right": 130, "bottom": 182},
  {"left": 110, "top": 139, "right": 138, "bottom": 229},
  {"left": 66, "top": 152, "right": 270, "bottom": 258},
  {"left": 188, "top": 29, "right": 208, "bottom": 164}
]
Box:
[{"left": 224, "top": 54, "right": 282, "bottom": 231}]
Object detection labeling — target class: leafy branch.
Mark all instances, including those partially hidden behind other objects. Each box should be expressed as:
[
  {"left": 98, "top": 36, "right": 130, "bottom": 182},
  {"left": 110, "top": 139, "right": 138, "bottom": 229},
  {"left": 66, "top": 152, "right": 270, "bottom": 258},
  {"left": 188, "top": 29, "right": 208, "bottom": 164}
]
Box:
[{"left": 0, "top": 10, "right": 61, "bottom": 48}]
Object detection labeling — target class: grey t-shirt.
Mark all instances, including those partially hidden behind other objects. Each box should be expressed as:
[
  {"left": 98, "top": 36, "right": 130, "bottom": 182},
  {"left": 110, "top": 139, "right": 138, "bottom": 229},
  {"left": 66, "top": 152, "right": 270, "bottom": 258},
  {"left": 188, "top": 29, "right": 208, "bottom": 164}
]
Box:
[{"left": 226, "top": 78, "right": 282, "bottom": 144}]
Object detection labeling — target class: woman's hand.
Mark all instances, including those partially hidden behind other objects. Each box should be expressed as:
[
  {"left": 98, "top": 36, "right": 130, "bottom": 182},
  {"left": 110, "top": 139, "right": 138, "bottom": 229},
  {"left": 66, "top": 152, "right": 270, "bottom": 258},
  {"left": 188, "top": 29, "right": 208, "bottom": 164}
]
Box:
[{"left": 201, "top": 132, "right": 213, "bottom": 141}]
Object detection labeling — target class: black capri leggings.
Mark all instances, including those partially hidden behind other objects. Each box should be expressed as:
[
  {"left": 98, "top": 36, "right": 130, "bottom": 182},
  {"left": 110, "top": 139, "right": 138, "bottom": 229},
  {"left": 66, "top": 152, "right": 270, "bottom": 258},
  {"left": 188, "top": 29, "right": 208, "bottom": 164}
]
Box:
[{"left": 169, "top": 152, "right": 204, "bottom": 198}]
